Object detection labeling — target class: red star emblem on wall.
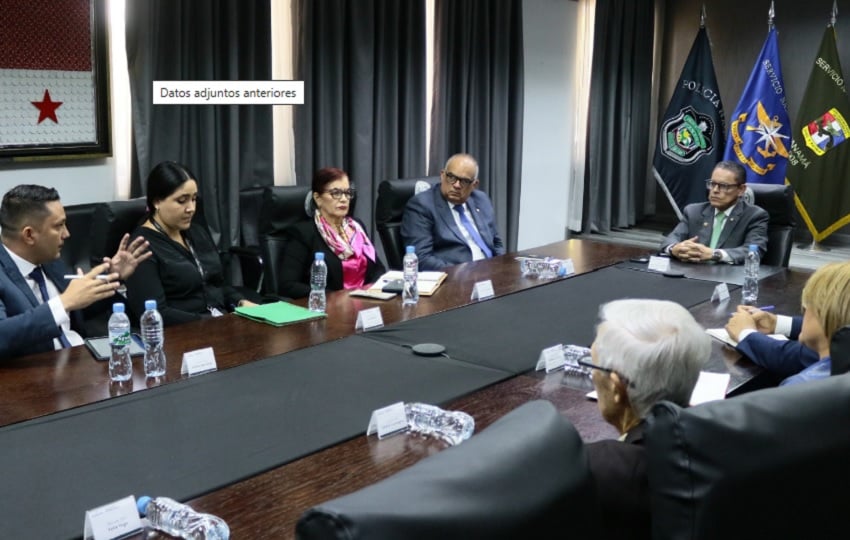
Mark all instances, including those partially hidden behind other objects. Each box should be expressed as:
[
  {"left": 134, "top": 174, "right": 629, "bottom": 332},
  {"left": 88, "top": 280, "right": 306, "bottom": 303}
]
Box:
[{"left": 31, "top": 89, "right": 63, "bottom": 124}]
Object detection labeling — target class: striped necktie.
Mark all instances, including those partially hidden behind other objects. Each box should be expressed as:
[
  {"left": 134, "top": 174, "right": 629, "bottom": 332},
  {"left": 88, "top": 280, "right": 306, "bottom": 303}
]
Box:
[{"left": 454, "top": 204, "right": 493, "bottom": 258}]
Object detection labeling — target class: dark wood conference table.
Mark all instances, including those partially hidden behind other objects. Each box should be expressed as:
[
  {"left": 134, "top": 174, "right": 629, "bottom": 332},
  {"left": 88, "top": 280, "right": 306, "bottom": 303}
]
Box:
[{"left": 0, "top": 239, "right": 813, "bottom": 538}]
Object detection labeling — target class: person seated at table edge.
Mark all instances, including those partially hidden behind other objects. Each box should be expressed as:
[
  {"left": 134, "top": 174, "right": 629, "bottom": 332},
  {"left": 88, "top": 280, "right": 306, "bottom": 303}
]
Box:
[
  {"left": 584, "top": 299, "right": 709, "bottom": 540},
  {"left": 277, "top": 167, "right": 386, "bottom": 299},
  {"left": 0, "top": 184, "right": 150, "bottom": 358},
  {"left": 725, "top": 261, "right": 850, "bottom": 386},
  {"left": 125, "top": 161, "right": 257, "bottom": 326},
  {"left": 661, "top": 160, "right": 768, "bottom": 265},
  {"left": 401, "top": 153, "right": 505, "bottom": 271}
]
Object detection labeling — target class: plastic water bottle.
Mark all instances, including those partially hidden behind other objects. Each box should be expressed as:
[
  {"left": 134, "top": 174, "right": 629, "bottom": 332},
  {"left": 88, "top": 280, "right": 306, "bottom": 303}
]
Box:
[
  {"left": 140, "top": 299, "right": 166, "bottom": 377},
  {"left": 137, "top": 496, "right": 230, "bottom": 540},
  {"left": 742, "top": 244, "right": 760, "bottom": 305},
  {"left": 108, "top": 302, "right": 133, "bottom": 382},
  {"left": 402, "top": 245, "right": 419, "bottom": 305},
  {"left": 308, "top": 252, "right": 327, "bottom": 313}
]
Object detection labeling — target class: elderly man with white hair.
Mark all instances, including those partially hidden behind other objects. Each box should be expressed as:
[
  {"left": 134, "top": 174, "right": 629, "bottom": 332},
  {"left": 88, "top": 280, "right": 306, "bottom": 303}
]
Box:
[{"left": 580, "top": 299, "right": 711, "bottom": 540}]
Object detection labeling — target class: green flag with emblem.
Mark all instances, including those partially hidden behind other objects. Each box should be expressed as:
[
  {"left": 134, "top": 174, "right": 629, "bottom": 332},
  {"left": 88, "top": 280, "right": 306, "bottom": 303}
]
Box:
[{"left": 786, "top": 24, "right": 850, "bottom": 242}]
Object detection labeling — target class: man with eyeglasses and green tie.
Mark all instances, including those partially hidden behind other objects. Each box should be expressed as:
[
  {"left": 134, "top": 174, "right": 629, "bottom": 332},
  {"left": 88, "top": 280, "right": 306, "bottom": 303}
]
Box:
[
  {"left": 661, "top": 160, "right": 768, "bottom": 264},
  {"left": 401, "top": 153, "right": 505, "bottom": 271}
]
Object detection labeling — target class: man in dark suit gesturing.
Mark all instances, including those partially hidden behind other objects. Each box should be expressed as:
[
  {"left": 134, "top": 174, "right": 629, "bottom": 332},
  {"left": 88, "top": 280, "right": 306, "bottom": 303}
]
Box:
[
  {"left": 401, "top": 153, "right": 505, "bottom": 271},
  {"left": 661, "top": 160, "right": 768, "bottom": 264},
  {"left": 0, "top": 185, "right": 150, "bottom": 359}
]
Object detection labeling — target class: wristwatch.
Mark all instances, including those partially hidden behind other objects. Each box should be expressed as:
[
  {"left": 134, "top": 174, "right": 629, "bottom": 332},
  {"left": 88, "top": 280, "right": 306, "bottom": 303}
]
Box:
[{"left": 711, "top": 250, "right": 722, "bottom": 262}]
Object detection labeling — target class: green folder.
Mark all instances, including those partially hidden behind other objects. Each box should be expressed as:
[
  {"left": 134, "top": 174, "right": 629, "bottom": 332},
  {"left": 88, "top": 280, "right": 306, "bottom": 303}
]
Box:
[{"left": 235, "top": 301, "right": 326, "bottom": 326}]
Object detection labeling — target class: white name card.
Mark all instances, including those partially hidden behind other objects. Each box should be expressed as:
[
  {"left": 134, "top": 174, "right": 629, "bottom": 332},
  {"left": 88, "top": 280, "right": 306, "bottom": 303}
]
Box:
[
  {"left": 470, "top": 280, "right": 495, "bottom": 300},
  {"left": 711, "top": 282, "right": 730, "bottom": 303},
  {"left": 181, "top": 347, "right": 217, "bottom": 376},
  {"left": 535, "top": 344, "right": 567, "bottom": 373},
  {"left": 560, "top": 259, "right": 575, "bottom": 276},
  {"left": 355, "top": 307, "right": 384, "bottom": 331},
  {"left": 83, "top": 495, "right": 142, "bottom": 540},
  {"left": 366, "top": 401, "right": 409, "bottom": 439},
  {"left": 648, "top": 256, "right": 671, "bottom": 273}
]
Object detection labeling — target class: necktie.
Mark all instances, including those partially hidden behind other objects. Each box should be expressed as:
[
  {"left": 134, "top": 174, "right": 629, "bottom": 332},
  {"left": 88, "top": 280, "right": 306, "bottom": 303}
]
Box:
[
  {"left": 29, "top": 267, "right": 72, "bottom": 348},
  {"left": 454, "top": 204, "right": 493, "bottom": 258},
  {"left": 709, "top": 213, "right": 726, "bottom": 249}
]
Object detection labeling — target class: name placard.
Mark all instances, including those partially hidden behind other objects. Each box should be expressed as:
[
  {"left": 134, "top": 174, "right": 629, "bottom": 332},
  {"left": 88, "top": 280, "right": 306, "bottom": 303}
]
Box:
[
  {"left": 470, "top": 280, "right": 495, "bottom": 300},
  {"left": 355, "top": 307, "right": 384, "bottom": 331},
  {"left": 711, "top": 282, "right": 730, "bottom": 303},
  {"left": 535, "top": 344, "right": 566, "bottom": 373},
  {"left": 366, "top": 401, "right": 409, "bottom": 439},
  {"left": 181, "top": 347, "right": 217, "bottom": 376},
  {"left": 83, "top": 495, "right": 142, "bottom": 540},
  {"left": 648, "top": 256, "right": 671, "bottom": 273}
]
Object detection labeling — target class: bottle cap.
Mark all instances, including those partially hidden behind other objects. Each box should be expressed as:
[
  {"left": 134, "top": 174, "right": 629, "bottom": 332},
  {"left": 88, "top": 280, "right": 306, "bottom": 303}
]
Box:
[
  {"left": 314, "top": 252, "right": 325, "bottom": 261},
  {"left": 749, "top": 244, "right": 758, "bottom": 251},
  {"left": 112, "top": 302, "right": 125, "bottom": 313},
  {"left": 144, "top": 299, "right": 157, "bottom": 310},
  {"left": 136, "top": 496, "right": 152, "bottom": 516},
  {"left": 406, "top": 245, "right": 415, "bottom": 254}
]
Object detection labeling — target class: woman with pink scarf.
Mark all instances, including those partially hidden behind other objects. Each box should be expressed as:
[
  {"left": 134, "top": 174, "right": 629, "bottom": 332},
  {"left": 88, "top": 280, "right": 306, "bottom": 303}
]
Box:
[{"left": 278, "top": 167, "right": 386, "bottom": 298}]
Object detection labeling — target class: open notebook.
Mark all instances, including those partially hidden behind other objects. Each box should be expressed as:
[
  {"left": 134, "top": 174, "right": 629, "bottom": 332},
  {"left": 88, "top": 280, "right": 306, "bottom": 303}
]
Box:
[{"left": 369, "top": 270, "right": 448, "bottom": 296}]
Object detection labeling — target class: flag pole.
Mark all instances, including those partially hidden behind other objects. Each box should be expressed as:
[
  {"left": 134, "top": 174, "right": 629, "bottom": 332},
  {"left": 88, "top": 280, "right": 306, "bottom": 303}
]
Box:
[
  {"left": 768, "top": 1, "right": 775, "bottom": 30},
  {"left": 700, "top": 3, "right": 706, "bottom": 28},
  {"left": 798, "top": 1, "right": 840, "bottom": 253}
]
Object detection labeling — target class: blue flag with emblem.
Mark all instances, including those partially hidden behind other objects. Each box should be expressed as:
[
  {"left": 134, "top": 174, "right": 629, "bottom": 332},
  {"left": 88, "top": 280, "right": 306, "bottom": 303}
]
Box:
[
  {"left": 652, "top": 26, "right": 725, "bottom": 219},
  {"left": 724, "top": 27, "right": 791, "bottom": 184}
]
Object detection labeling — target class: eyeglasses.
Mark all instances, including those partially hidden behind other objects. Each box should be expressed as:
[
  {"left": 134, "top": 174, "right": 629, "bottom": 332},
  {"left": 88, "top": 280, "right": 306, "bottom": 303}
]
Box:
[
  {"left": 705, "top": 180, "right": 741, "bottom": 193},
  {"left": 443, "top": 170, "right": 475, "bottom": 188},
  {"left": 324, "top": 188, "right": 356, "bottom": 200},
  {"left": 576, "top": 357, "right": 635, "bottom": 388}
]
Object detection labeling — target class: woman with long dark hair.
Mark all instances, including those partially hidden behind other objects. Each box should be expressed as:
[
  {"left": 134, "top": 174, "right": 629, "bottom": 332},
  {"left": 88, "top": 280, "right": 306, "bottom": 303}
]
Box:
[{"left": 126, "top": 161, "right": 256, "bottom": 325}]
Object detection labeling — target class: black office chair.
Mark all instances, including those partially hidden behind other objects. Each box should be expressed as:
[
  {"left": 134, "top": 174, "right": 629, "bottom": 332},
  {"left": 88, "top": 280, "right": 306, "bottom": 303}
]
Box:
[
  {"left": 61, "top": 202, "right": 98, "bottom": 272},
  {"left": 645, "top": 372, "right": 850, "bottom": 539},
  {"left": 228, "top": 186, "right": 267, "bottom": 292},
  {"left": 831, "top": 325, "right": 850, "bottom": 375},
  {"left": 296, "top": 400, "right": 599, "bottom": 540},
  {"left": 747, "top": 183, "right": 795, "bottom": 267},
  {"left": 89, "top": 198, "right": 148, "bottom": 267},
  {"left": 80, "top": 198, "right": 147, "bottom": 334},
  {"left": 375, "top": 176, "right": 439, "bottom": 269},
  {"left": 257, "top": 185, "right": 313, "bottom": 296}
]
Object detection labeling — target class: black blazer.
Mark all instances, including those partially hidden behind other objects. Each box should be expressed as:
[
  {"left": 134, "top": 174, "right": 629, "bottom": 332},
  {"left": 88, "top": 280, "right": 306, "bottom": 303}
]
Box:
[
  {"left": 278, "top": 219, "right": 386, "bottom": 299},
  {"left": 585, "top": 423, "right": 649, "bottom": 540},
  {"left": 125, "top": 225, "right": 245, "bottom": 326}
]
